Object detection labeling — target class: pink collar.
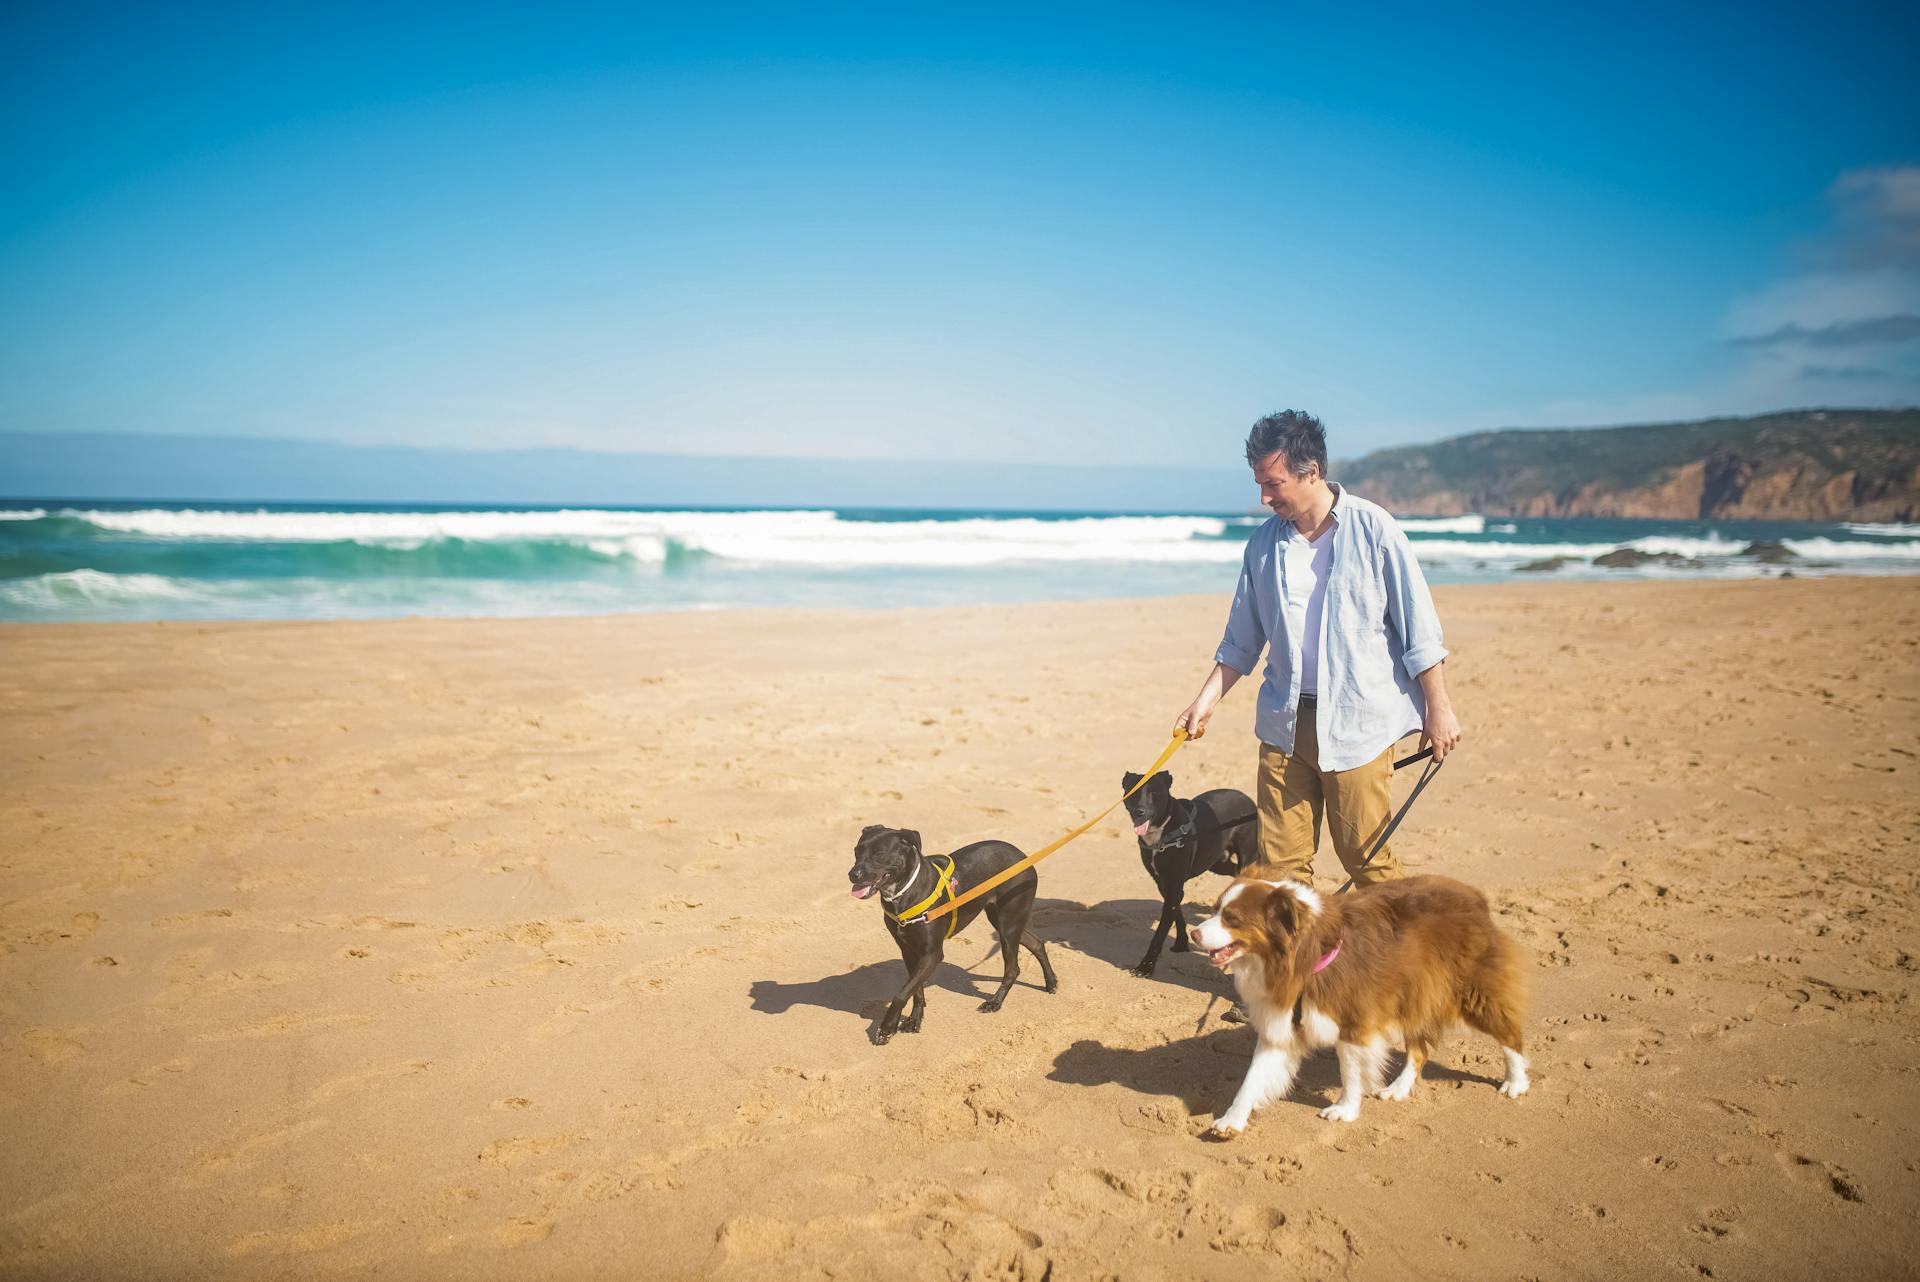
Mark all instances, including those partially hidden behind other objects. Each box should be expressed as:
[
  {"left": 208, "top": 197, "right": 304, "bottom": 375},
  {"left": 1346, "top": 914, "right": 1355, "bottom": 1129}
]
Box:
[{"left": 1311, "top": 940, "right": 1342, "bottom": 974}]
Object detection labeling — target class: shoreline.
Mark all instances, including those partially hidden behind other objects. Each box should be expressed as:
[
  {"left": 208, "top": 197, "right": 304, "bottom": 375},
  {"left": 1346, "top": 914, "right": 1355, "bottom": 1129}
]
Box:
[{"left": 5, "top": 569, "right": 1916, "bottom": 634}]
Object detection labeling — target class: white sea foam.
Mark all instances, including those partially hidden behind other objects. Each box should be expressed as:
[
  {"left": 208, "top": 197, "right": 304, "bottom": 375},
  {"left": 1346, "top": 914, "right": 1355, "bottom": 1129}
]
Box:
[
  {"left": 1839, "top": 522, "right": 1920, "bottom": 538},
  {"left": 50, "top": 507, "right": 1241, "bottom": 567},
  {"left": 0, "top": 508, "right": 48, "bottom": 520},
  {"left": 1407, "top": 535, "right": 1732, "bottom": 561},
  {"left": 671, "top": 514, "right": 1238, "bottom": 566},
  {"left": 59, "top": 506, "right": 777, "bottom": 547},
  {"left": 1779, "top": 537, "right": 1920, "bottom": 560},
  {"left": 0, "top": 569, "right": 201, "bottom": 607},
  {"left": 1398, "top": 515, "right": 1485, "bottom": 534}
]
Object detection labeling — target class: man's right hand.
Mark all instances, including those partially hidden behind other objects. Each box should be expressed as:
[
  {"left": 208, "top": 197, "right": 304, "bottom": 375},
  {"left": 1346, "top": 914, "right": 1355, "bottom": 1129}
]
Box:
[{"left": 1176, "top": 695, "right": 1216, "bottom": 740}]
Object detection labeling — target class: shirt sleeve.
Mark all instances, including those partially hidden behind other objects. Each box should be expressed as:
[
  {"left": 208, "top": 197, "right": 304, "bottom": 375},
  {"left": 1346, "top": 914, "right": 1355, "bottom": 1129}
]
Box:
[
  {"left": 1214, "top": 537, "right": 1267, "bottom": 676},
  {"left": 1381, "top": 519, "right": 1448, "bottom": 679}
]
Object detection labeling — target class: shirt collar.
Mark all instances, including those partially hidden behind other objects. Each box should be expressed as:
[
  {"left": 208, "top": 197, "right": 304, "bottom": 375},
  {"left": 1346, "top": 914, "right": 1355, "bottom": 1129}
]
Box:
[{"left": 1280, "top": 481, "right": 1343, "bottom": 543}]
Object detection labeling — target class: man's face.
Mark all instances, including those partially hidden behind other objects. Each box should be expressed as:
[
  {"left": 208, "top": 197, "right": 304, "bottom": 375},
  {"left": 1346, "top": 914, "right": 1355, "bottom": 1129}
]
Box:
[{"left": 1252, "top": 451, "right": 1318, "bottom": 520}]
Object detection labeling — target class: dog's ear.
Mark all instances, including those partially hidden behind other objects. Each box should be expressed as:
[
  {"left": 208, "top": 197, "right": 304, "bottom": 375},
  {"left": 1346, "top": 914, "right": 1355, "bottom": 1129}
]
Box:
[
  {"left": 898, "top": 829, "right": 922, "bottom": 855},
  {"left": 1122, "top": 771, "right": 1141, "bottom": 791},
  {"left": 860, "top": 824, "right": 885, "bottom": 838},
  {"left": 1265, "top": 889, "right": 1300, "bottom": 937},
  {"left": 1150, "top": 771, "right": 1172, "bottom": 792}
]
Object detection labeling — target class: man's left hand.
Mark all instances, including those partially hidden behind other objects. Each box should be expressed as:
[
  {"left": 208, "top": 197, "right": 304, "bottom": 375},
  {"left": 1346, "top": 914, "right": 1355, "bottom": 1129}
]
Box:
[{"left": 1420, "top": 703, "right": 1462, "bottom": 763}]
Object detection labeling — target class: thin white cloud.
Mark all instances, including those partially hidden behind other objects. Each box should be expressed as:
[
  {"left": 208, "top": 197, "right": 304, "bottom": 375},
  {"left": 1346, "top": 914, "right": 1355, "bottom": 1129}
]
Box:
[{"left": 1721, "top": 165, "right": 1920, "bottom": 401}]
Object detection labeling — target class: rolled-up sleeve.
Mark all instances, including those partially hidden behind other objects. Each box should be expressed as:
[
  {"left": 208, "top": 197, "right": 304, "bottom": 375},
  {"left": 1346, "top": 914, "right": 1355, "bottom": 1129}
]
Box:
[
  {"left": 1381, "top": 522, "right": 1447, "bottom": 678},
  {"left": 1214, "top": 539, "right": 1267, "bottom": 676}
]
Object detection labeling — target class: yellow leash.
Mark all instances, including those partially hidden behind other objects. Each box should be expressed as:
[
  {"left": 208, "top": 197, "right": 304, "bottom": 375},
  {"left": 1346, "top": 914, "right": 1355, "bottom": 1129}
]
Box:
[{"left": 910, "top": 727, "right": 1188, "bottom": 926}]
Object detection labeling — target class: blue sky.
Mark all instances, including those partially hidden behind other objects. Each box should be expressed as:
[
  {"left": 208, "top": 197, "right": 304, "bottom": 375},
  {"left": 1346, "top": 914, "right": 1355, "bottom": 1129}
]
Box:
[{"left": 2, "top": 1, "right": 1916, "bottom": 472}]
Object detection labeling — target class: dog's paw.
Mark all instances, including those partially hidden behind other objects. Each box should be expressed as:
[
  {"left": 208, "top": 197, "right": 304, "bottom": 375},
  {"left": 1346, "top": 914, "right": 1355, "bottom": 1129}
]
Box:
[
  {"left": 871, "top": 1028, "right": 894, "bottom": 1046},
  {"left": 1499, "top": 1075, "right": 1529, "bottom": 1099},
  {"left": 1130, "top": 962, "right": 1158, "bottom": 978},
  {"left": 1374, "top": 1076, "right": 1416, "bottom": 1102},
  {"left": 977, "top": 997, "right": 1004, "bottom": 1014},
  {"left": 898, "top": 1015, "right": 922, "bottom": 1035},
  {"left": 1203, "top": 1119, "right": 1245, "bottom": 1142},
  {"left": 1043, "top": 978, "right": 1059, "bottom": 994},
  {"left": 1318, "top": 1099, "right": 1361, "bottom": 1123}
]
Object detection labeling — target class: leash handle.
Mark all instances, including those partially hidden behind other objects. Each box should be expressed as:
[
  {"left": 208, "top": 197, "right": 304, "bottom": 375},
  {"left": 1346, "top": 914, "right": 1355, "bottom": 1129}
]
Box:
[
  {"left": 1174, "top": 744, "right": 1440, "bottom": 842},
  {"left": 917, "top": 727, "right": 1189, "bottom": 922}
]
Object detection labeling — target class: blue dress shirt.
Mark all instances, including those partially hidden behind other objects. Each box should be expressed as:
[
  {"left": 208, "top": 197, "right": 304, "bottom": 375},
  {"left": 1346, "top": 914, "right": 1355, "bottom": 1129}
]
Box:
[{"left": 1214, "top": 483, "right": 1448, "bottom": 771}]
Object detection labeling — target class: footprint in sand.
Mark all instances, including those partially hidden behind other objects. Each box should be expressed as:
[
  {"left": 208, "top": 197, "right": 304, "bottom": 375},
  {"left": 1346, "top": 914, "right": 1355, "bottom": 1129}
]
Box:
[
  {"left": 306, "top": 1059, "right": 433, "bottom": 1104},
  {"left": 494, "top": 1218, "right": 555, "bottom": 1246},
  {"left": 225, "top": 1221, "right": 379, "bottom": 1258},
  {"left": 1776, "top": 1152, "right": 1866, "bottom": 1203},
  {"left": 106, "top": 1056, "right": 193, "bottom": 1095},
  {"left": 21, "top": 1026, "right": 89, "bottom": 1066},
  {"left": 476, "top": 1134, "right": 586, "bottom": 1169},
  {"left": 151, "top": 907, "right": 235, "bottom": 928}
]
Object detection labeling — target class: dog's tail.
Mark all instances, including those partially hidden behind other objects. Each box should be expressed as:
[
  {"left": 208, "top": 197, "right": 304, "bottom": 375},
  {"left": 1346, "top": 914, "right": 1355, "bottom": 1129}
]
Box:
[{"left": 1459, "top": 927, "right": 1529, "bottom": 1053}]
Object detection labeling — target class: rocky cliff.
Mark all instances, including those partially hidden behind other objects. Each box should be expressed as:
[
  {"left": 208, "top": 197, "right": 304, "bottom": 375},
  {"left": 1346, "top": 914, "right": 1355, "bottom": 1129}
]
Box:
[{"left": 1338, "top": 409, "right": 1920, "bottom": 521}]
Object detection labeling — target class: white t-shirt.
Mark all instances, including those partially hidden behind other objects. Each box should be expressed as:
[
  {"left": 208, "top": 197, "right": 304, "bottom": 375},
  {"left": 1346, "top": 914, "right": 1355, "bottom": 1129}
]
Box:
[{"left": 1284, "top": 525, "right": 1336, "bottom": 697}]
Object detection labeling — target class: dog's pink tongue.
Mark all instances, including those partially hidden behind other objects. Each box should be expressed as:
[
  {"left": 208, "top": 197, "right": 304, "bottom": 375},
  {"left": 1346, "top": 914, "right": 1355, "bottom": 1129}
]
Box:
[
  {"left": 850, "top": 885, "right": 874, "bottom": 900},
  {"left": 1134, "top": 821, "right": 1150, "bottom": 837}
]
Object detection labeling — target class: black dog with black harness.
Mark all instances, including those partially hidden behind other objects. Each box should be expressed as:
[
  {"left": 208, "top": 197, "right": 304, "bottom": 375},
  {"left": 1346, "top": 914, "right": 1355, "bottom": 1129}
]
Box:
[
  {"left": 847, "top": 824, "right": 1058, "bottom": 1044},
  {"left": 1120, "top": 771, "right": 1259, "bottom": 977}
]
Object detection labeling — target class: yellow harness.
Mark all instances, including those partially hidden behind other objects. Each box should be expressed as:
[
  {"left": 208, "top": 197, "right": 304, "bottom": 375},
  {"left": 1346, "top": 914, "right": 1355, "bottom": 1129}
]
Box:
[{"left": 886, "top": 853, "right": 961, "bottom": 939}]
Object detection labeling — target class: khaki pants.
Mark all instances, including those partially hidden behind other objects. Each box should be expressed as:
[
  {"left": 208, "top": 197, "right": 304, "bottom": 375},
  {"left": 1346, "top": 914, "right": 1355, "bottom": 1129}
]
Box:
[{"left": 1254, "top": 699, "right": 1402, "bottom": 888}]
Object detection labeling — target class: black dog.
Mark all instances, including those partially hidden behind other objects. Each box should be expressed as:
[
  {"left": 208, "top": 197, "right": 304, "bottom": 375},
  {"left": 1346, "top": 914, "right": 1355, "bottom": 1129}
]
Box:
[
  {"left": 1120, "top": 772, "right": 1259, "bottom": 977},
  {"left": 848, "top": 825, "right": 1058, "bottom": 1044}
]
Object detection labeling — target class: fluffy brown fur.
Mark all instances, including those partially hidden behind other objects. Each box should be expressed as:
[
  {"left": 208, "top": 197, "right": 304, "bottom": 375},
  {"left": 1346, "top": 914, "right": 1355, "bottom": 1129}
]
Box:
[{"left": 1193, "top": 874, "right": 1529, "bottom": 1136}]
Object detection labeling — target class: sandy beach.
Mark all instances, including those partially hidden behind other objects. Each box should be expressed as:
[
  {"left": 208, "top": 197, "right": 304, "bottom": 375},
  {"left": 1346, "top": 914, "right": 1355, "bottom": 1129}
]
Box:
[{"left": 2, "top": 576, "right": 1916, "bottom": 1280}]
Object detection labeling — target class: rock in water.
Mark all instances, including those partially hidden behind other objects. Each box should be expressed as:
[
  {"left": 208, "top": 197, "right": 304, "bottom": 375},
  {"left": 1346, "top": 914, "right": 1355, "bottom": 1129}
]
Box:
[{"left": 1592, "top": 548, "right": 1703, "bottom": 569}]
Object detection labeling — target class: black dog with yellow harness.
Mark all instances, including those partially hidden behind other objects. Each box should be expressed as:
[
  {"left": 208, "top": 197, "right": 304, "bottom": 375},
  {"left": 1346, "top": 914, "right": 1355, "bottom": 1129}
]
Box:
[{"left": 848, "top": 824, "right": 1058, "bottom": 1045}]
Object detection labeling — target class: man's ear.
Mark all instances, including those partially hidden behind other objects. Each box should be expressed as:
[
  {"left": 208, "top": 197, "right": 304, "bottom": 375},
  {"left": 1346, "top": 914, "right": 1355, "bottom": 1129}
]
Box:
[{"left": 899, "top": 829, "right": 922, "bottom": 855}]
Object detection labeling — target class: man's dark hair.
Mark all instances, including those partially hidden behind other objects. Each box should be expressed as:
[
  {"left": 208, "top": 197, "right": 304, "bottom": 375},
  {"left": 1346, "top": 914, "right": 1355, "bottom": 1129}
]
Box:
[{"left": 1244, "top": 410, "right": 1328, "bottom": 478}]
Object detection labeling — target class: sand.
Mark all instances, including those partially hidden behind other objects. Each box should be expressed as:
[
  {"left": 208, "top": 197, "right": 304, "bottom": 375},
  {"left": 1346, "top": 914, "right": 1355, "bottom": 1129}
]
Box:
[{"left": 2, "top": 576, "right": 1917, "bottom": 1280}]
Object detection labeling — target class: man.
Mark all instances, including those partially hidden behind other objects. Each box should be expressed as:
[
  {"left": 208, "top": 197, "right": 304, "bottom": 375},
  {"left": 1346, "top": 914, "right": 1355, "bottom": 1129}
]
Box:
[{"left": 1176, "top": 410, "right": 1461, "bottom": 888}]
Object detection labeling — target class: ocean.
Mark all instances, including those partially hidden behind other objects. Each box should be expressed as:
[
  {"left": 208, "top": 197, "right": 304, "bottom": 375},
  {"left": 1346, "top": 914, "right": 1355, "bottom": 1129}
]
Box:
[{"left": 2, "top": 500, "right": 1916, "bottom": 624}]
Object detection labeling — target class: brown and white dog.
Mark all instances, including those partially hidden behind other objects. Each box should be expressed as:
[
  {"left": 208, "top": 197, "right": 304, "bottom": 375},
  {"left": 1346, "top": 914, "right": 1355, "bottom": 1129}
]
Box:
[{"left": 1189, "top": 874, "right": 1529, "bottom": 1138}]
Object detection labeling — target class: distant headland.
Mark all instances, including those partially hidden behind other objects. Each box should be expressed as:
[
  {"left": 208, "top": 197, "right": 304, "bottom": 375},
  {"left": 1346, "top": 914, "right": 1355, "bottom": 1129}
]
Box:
[{"left": 1339, "top": 409, "right": 1919, "bottom": 522}]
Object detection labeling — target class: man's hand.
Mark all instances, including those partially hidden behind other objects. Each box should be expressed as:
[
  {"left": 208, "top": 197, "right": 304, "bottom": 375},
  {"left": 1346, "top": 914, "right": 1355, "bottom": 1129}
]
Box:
[
  {"left": 1176, "top": 662, "right": 1242, "bottom": 741},
  {"left": 1420, "top": 702, "right": 1462, "bottom": 762},
  {"left": 1415, "top": 661, "right": 1461, "bottom": 762},
  {"left": 1176, "top": 694, "right": 1217, "bottom": 740}
]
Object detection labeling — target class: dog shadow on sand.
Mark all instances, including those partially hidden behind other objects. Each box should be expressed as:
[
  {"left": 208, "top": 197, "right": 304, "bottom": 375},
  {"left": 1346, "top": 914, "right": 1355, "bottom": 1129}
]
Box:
[
  {"left": 748, "top": 952, "right": 1013, "bottom": 1023},
  {"left": 745, "top": 895, "right": 1227, "bottom": 1036},
  {"left": 1048, "top": 1035, "right": 1502, "bottom": 1118},
  {"left": 1025, "top": 895, "right": 1239, "bottom": 997}
]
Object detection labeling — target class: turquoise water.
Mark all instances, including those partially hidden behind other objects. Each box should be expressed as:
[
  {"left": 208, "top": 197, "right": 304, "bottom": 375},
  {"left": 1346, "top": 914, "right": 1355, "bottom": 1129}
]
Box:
[{"left": 2, "top": 500, "right": 1915, "bottom": 623}]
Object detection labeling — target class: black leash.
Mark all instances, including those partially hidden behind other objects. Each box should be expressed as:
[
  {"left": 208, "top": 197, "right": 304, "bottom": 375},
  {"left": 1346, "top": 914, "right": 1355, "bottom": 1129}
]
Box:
[
  {"left": 1158, "top": 745, "right": 1439, "bottom": 848},
  {"left": 1333, "top": 748, "right": 1443, "bottom": 894}
]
